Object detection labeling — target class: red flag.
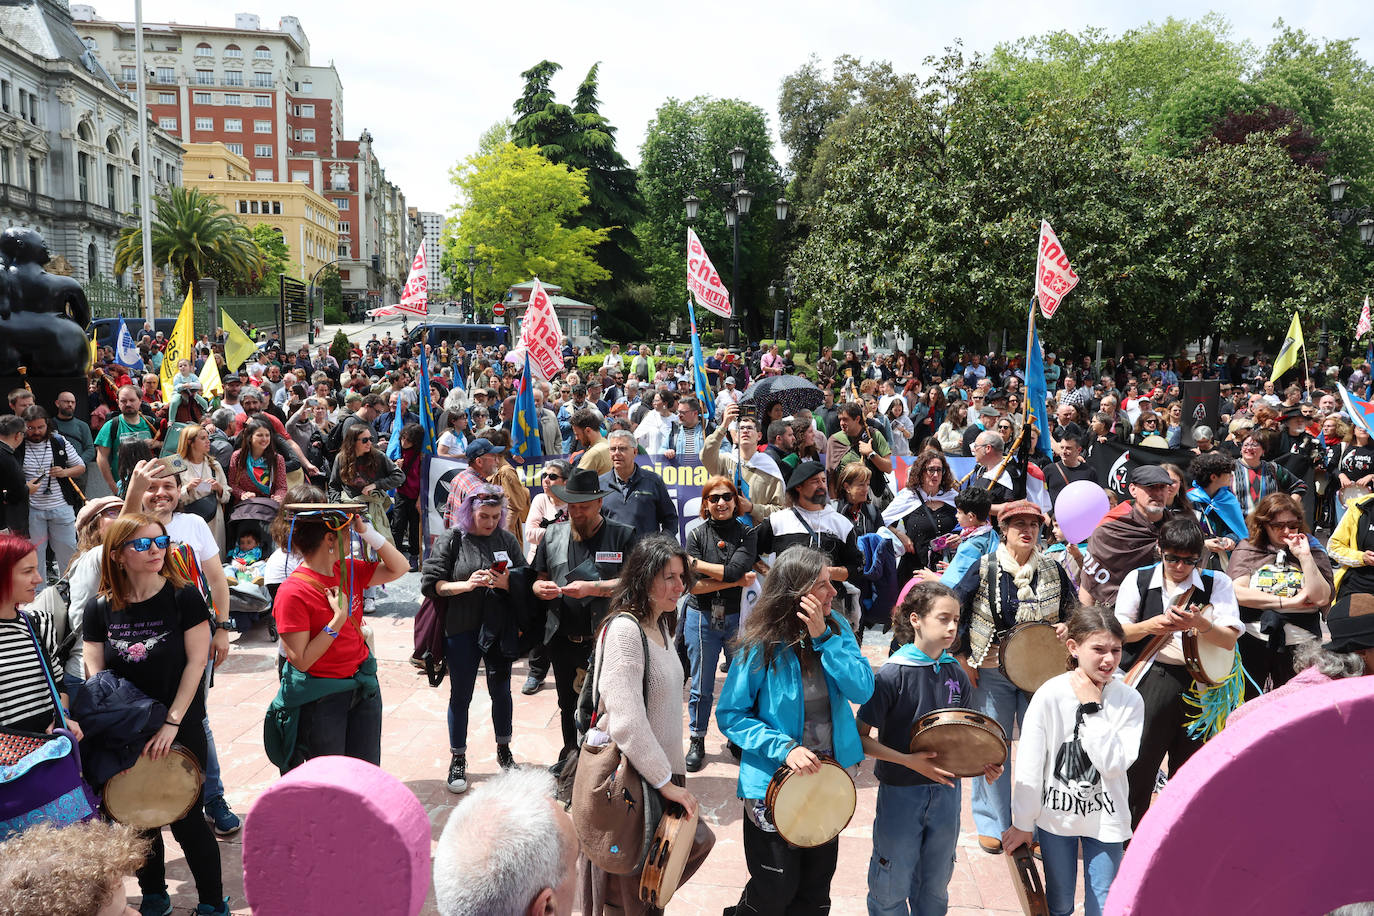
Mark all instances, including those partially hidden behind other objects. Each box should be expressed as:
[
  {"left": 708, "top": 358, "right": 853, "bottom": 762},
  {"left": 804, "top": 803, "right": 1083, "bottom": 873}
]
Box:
[
  {"left": 1358, "top": 295, "right": 1372, "bottom": 340},
  {"left": 397, "top": 243, "right": 428, "bottom": 317},
  {"left": 1035, "top": 219, "right": 1079, "bottom": 319},
  {"left": 516, "top": 278, "right": 564, "bottom": 380},
  {"left": 686, "top": 228, "right": 732, "bottom": 319}
]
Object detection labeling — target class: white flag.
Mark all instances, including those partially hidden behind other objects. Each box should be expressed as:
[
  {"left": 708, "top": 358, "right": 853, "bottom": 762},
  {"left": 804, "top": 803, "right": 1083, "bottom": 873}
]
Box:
[
  {"left": 516, "top": 278, "right": 564, "bottom": 380},
  {"left": 686, "top": 228, "right": 732, "bottom": 319},
  {"left": 1035, "top": 219, "right": 1079, "bottom": 320},
  {"left": 397, "top": 243, "right": 428, "bottom": 317},
  {"left": 1358, "top": 295, "right": 1372, "bottom": 340}
]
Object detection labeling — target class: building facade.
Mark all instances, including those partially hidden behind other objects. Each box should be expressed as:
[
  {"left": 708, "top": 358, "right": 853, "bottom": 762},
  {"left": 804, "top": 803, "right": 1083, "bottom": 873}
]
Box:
[
  {"left": 182, "top": 142, "right": 339, "bottom": 283},
  {"left": 74, "top": 6, "right": 412, "bottom": 313},
  {"left": 416, "top": 208, "right": 444, "bottom": 297},
  {"left": 0, "top": 0, "right": 182, "bottom": 283}
]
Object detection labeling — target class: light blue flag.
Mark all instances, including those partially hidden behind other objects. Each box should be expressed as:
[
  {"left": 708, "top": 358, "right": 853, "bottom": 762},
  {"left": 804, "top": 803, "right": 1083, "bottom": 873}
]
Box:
[
  {"left": 386, "top": 398, "right": 404, "bottom": 462},
  {"left": 418, "top": 345, "right": 438, "bottom": 456},
  {"left": 512, "top": 352, "right": 543, "bottom": 459},
  {"left": 687, "top": 298, "right": 716, "bottom": 423},
  {"left": 1024, "top": 298, "right": 1053, "bottom": 459},
  {"left": 114, "top": 317, "right": 144, "bottom": 371}
]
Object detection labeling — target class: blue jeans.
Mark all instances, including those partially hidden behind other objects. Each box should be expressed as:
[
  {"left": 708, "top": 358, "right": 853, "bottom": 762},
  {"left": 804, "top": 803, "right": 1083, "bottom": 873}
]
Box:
[
  {"left": 968, "top": 667, "right": 1029, "bottom": 837},
  {"left": 683, "top": 605, "right": 737, "bottom": 738},
  {"left": 867, "top": 781, "right": 961, "bottom": 916},
  {"left": 1037, "top": 830, "right": 1123, "bottom": 916},
  {"left": 29, "top": 502, "right": 76, "bottom": 574},
  {"left": 444, "top": 630, "right": 513, "bottom": 754},
  {"left": 200, "top": 654, "right": 223, "bottom": 802}
]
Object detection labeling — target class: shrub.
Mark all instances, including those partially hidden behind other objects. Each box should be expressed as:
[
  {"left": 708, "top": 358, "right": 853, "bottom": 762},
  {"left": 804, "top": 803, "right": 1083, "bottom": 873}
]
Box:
[{"left": 329, "top": 329, "right": 351, "bottom": 365}]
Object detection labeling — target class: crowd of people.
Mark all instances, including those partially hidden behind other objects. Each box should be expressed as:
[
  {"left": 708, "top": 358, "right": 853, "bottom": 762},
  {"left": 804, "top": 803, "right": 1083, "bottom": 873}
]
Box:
[{"left": 3, "top": 324, "right": 1374, "bottom": 916}]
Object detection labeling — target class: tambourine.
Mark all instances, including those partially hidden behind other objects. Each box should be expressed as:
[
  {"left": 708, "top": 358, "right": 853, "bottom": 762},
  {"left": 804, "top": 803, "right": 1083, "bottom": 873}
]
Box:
[{"left": 284, "top": 503, "right": 368, "bottom": 529}]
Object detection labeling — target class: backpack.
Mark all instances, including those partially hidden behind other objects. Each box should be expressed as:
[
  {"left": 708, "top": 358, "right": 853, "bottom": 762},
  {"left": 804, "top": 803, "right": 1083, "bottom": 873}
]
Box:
[{"left": 324, "top": 415, "right": 351, "bottom": 456}]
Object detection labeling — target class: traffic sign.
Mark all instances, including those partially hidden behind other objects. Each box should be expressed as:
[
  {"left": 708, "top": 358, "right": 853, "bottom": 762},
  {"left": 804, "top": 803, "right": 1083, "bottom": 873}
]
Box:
[{"left": 493, "top": 302, "right": 506, "bottom": 318}]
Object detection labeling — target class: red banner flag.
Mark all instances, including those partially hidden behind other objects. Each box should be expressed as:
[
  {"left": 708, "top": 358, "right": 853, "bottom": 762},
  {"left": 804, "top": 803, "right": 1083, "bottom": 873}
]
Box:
[
  {"left": 1358, "top": 295, "right": 1372, "bottom": 340},
  {"left": 1035, "top": 219, "right": 1079, "bottom": 320},
  {"left": 686, "top": 227, "right": 732, "bottom": 319},
  {"left": 516, "top": 277, "right": 564, "bottom": 380},
  {"left": 397, "top": 243, "right": 429, "bottom": 317}
]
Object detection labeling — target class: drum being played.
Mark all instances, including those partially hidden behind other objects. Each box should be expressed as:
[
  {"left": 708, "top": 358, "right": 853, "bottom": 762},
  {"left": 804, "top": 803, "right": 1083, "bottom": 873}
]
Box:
[
  {"left": 639, "top": 803, "right": 700, "bottom": 908},
  {"left": 763, "top": 757, "right": 856, "bottom": 848},
  {"left": 1006, "top": 845, "right": 1050, "bottom": 916},
  {"left": 102, "top": 744, "right": 203, "bottom": 830},
  {"left": 1182, "top": 604, "right": 1233, "bottom": 687},
  {"left": 908, "top": 708, "right": 1009, "bottom": 778},
  {"left": 999, "top": 621, "right": 1065, "bottom": 694}
]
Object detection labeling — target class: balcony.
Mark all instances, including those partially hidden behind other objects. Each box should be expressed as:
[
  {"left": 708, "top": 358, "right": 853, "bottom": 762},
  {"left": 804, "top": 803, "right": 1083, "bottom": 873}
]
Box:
[{"left": 0, "top": 183, "right": 132, "bottom": 230}]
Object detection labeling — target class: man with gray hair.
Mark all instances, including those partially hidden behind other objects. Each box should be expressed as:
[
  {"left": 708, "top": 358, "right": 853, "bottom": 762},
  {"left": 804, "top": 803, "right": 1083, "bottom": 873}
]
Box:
[
  {"left": 433, "top": 767, "right": 579, "bottom": 916},
  {"left": 967, "top": 429, "right": 1014, "bottom": 505},
  {"left": 600, "top": 429, "right": 677, "bottom": 537}
]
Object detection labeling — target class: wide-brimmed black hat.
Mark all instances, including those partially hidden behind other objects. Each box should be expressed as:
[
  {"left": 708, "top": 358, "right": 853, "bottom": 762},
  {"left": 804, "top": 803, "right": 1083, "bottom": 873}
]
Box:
[
  {"left": 552, "top": 467, "right": 610, "bottom": 504},
  {"left": 1323, "top": 593, "right": 1374, "bottom": 653},
  {"left": 786, "top": 459, "right": 826, "bottom": 491}
]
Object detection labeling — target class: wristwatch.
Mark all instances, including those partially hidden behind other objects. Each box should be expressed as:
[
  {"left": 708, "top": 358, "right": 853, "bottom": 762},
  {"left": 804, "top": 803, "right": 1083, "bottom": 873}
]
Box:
[{"left": 1079, "top": 701, "right": 1103, "bottom": 715}]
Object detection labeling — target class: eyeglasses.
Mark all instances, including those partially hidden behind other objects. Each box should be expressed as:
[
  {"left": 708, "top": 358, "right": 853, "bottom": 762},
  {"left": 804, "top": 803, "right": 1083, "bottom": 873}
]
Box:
[
  {"left": 542, "top": 473, "right": 564, "bottom": 482},
  {"left": 99, "top": 506, "right": 122, "bottom": 519},
  {"left": 1162, "top": 554, "right": 1202, "bottom": 566},
  {"left": 1266, "top": 519, "right": 1302, "bottom": 531},
  {"left": 707, "top": 492, "right": 735, "bottom": 503},
  {"left": 923, "top": 465, "right": 943, "bottom": 474},
  {"left": 122, "top": 535, "right": 171, "bottom": 552}
]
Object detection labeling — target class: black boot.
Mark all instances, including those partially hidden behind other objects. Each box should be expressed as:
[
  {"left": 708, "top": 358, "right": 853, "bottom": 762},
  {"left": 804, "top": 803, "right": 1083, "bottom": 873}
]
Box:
[{"left": 685, "top": 736, "right": 706, "bottom": 772}]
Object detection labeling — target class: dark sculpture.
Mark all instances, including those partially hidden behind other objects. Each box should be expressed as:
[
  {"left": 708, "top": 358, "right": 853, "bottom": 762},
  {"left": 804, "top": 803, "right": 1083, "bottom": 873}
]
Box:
[{"left": 0, "top": 227, "right": 93, "bottom": 376}]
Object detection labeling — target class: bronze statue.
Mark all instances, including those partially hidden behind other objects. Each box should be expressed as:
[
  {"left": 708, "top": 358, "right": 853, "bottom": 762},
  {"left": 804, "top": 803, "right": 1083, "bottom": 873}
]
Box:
[{"left": 0, "top": 228, "right": 93, "bottom": 376}]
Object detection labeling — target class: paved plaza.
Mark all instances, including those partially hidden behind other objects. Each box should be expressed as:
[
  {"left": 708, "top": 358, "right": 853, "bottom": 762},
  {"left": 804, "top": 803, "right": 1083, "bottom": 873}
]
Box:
[{"left": 133, "top": 566, "right": 1087, "bottom": 914}]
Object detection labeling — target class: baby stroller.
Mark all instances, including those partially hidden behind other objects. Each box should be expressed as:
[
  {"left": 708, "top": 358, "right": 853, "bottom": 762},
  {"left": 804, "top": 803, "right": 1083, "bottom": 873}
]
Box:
[{"left": 226, "top": 497, "right": 280, "bottom": 635}]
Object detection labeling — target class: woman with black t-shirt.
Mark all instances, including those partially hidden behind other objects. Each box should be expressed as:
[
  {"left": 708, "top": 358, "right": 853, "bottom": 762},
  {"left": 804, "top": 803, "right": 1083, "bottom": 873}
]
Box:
[
  {"left": 1338, "top": 424, "right": 1374, "bottom": 520},
  {"left": 81, "top": 512, "right": 226, "bottom": 916}
]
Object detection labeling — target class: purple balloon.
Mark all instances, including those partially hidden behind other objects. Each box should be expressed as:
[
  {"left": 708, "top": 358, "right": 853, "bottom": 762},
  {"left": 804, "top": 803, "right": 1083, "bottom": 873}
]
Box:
[{"left": 1054, "top": 479, "right": 1110, "bottom": 543}]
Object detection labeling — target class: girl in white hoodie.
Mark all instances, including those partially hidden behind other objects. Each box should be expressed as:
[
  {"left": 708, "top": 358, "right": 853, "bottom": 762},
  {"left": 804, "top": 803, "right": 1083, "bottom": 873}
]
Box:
[{"left": 1003, "top": 606, "right": 1144, "bottom": 916}]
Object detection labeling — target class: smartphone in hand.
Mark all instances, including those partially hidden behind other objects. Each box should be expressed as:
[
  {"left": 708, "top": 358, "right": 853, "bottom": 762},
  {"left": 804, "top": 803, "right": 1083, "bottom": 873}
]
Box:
[{"left": 490, "top": 559, "right": 509, "bottom": 575}]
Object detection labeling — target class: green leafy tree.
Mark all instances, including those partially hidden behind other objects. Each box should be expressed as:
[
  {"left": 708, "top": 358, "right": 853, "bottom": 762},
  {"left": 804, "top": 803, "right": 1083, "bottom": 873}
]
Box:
[
  {"left": 318, "top": 266, "right": 343, "bottom": 323},
  {"left": 250, "top": 223, "right": 290, "bottom": 296},
  {"left": 113, "top": 186, "right": 263, "bottom": 292},
  {"left": 443, "top": 142, "right": 610, "bottom": 303},
  {"left": 639, "top": 96, "right": 784, "bottom": 342}
]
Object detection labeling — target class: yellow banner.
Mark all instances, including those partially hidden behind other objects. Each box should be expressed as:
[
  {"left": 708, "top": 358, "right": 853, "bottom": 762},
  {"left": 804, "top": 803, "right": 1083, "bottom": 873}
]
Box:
[
  {"left": 220, "top": 308, "right": 257, "bottom": 372},
  {"left": 159, "top": 289, "right": 197, "bottom": 402},
  {"left": 1270, "top": 312, "right": 1304, "bottom": 383},
  {"left": 199, "top": 352, "right": 223, "bottom": 399}
]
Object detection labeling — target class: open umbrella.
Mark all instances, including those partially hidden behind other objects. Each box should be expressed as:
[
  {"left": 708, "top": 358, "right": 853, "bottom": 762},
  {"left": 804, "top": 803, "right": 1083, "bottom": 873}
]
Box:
[{"left": 739, "top": 375, "right": 823, "bottom": 424}]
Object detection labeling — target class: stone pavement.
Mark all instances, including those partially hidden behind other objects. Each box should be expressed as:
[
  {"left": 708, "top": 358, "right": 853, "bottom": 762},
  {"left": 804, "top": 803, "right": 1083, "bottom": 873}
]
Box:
[{"left": 136, "top": 567, "right": 1086, "bottom": 914}]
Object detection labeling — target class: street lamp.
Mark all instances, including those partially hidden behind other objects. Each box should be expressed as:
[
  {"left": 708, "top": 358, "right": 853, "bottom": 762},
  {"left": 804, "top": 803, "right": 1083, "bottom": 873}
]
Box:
[
  {"left": 1329, "top": 177, "right": 1350, "bottom": 203},
  {"left": 462, "top": 244, "right": 492, "bottom": 322},
  {"left": 307, "top": 258, "right": 344, "bottom": 345},
  {"left": 683, "top": 149, "right": 790, "bottom": 348}
]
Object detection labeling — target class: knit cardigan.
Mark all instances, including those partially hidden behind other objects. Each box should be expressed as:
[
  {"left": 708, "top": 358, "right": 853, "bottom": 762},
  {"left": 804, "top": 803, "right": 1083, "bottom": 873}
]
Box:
[{"left": 595, "top": 614, "right": 685, "bottom": 789}]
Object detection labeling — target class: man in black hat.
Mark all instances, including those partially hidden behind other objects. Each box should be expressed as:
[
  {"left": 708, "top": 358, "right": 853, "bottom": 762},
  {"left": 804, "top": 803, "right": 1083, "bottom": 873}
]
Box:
[
  {"left": 599, "top": 430, "right": 676, "bottom": 537},
  {"left": 1276, "top": 404, "right": 1319, "bottom": 492},
  {"left": 1082, "top": 464, "right": 1177, "bottom": 606},
  {"left": 531, "top": 468, "right": 637, "bottom": 770},
  {"left": 756, "top": 460, "right": 863, "bottom": 621}
]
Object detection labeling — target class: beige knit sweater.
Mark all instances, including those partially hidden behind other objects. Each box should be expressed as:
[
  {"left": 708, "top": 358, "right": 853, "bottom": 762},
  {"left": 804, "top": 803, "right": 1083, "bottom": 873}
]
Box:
[{"left": 597, "top": 614, "right": 686, "bottom": 789}]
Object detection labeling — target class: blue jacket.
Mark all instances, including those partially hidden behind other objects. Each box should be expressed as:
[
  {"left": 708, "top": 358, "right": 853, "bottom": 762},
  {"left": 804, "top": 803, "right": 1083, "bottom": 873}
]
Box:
[
  {"left": 940, "top": 525, "right": 1000, "bottom": 588},
  {"left": 715, "top": 612, "right": 874, "bottom": 800}
]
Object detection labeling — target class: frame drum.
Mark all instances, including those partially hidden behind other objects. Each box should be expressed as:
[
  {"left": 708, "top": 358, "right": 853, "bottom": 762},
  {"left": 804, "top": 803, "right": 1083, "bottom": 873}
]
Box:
[
  {"left": 639, "top": 803, "right": 699, "bottom": 908},
  {"left": 763, "top": 757, "right": 856, "bottom": 848},
  {"left": 999, "top": 621, "right": 1064, "bottom": 694},
  {"left": 1006, "top": 845, "right": 1050, "bottom": 916},
  {"left": 908, "top": 708, "right": 1008, "bottom": 778},
  {"left": 103, "top": 744, "right": 204, "bottom": 830}
]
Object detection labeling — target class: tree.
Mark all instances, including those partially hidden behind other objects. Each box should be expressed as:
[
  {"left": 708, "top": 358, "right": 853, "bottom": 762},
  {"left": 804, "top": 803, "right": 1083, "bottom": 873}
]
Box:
[
  {"left": 318, "top": 266, "right": 343, "bottom": 323},
  {"left": 249, "top": 223, "right": 290, "bottom": 295},
  {"left": 443, "top": 141, "right": 610, "bottom": 303},
  {"left": 1203, "top": 104, "right": 1328, "bottom": 169},
  {"left": 113, "top": 186, "right": 263, "bottom": 293},
  {"left": 639, "top": 96, "right": 784, "bottom": 342},
  {"left": 511, "top": 61, "right": 645, "bottom": 339}
]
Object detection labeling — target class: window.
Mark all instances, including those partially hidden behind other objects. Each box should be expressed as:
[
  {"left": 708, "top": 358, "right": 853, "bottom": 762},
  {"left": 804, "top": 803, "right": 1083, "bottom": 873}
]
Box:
[
  {"left": 333, "top": 197, "right": 348, "bottom": 210},
  {"left": 193, "top": 91, "right": 211, "bottom": 104},
  {"left": 195, "top": 43, "right": 212, "bottom": 57},
  {"left": 330, "top": 172, "right": 348, "bottom": 191},
  {"left": 157, "top": 92, "right": 175, "bottom": 105},
  {"left": 223, "top": 93, "right": 240, "bottom": 106},
  {"left": 158, "top": 117, "right": 177, "bottom": 130},
  {"left": 299, "top": 104, "right": 314, "bottom": 118},
  {"left": 77, "top": 152, "right": 89, "bottom": 201},
  {"left": 120, "top": 66, "right": 136, "bottom": 83},
  {"left": 224, "top": 118, "right": 242, "bottom": 132},
  {"left": 255, "top": 46, "right": 272, "bottom": 60},
  {"left": 254, "top": 144, "right": 272, "bottom": 157},
  {"left": 0, "top": 147, "right": 9, "bottom": 184},
  {"left": 249, "top": 200, "right": 259, "bottom": 214},
  {"left": 106, "top": 163, "right": 117, "bottom": 209},
  {"left": 194, "top": 117, "right": 212, "bottom": 131},
  {"left": 166, "top": 163, "right": 175, "bottom": 183},
  {"left": 254, "top": 169, "right": 273, "bottom": 181},
  {"left": 272, "top": 201, "right": 282, "bottom": 215},
  {"left": 224, "top": 70, "right": 243, "bottom": 87},
  {"left": 18, "top": 90, "right": 26, "bottom": 120},
  {"left": 195, "top": 70, "right": 214, "bottom": 85},
  {"left": 237, "top": 200, "right": 247, "bottom": 214},
  {"left": 225, "top": 44, "right": 242, "bottom": 58},
  {"left": 155, "top": 67, "right": 174, "bottom": 83},
  {"left": 302, "top": 80, "right": 313, "bottom": 93},
  {"left": 253, "top": 120, "right": 271, "bottom": 134},
  {"left": 338, "top": 242, "right": 351, "bottom": 258},
  {"left": 339, "top": 221, "right": 351, "bottom": 233},
  {"left": 226, "top": 143, "right": 243, "bottom": 155},
  {"left": 300, "top": 128, "right": 315, "bottom": 143},
  {"left": 254, "top": 95, "right": 271, "bottom": 107},
  {"left": 131, "top": 173, "right": 138, "bottom": 205},
  {"left": 252, "top": 73, "right": 273, "bottom": 88},
  {"left": 292, "top": 171, "right": 310, "bottom": 184}
]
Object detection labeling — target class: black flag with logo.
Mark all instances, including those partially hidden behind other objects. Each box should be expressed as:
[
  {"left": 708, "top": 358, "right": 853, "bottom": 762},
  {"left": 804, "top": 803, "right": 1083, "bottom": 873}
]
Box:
[
  {"left": 1181, "top": 380, "right": 1220, "bottom": 447},
  {"left": 1088, "top": 438, "right": 1198, "bottom": 499}
]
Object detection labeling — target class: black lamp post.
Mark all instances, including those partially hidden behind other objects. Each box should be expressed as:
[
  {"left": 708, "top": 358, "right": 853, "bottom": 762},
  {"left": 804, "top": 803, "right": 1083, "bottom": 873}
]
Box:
[
  {"left": 684, "top": 148, "right": 789, "bottom": 348},
  {"left": 1324, "top": 177, "right": 1374, "bottom": 362},
  {"left": 307, "top": 258, "right": 344, "bottom": 345},
  {"left": 462, "top": 244, "right": 492, "bottom": 322}
]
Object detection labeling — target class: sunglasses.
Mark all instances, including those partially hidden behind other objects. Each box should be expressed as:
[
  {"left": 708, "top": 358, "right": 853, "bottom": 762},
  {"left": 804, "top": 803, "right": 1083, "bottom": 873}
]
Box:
[
  {"left": 122, "top": 535, "right": 171, "bottom": 552},
  {"left": 357, "top": 436, "right": 373, "bottom": 443},
  {"left": 1266, "top": 520, "right": 1302, "bottom": 531},
  {"left": 706, "top": 492, "right": 735, "bottom": 504},
  {"left": 1162, "top": 553, "right": 1202, "bottom": 566},
  {"left": 542, "top": 473, "right": 564, "bottom": 482}
]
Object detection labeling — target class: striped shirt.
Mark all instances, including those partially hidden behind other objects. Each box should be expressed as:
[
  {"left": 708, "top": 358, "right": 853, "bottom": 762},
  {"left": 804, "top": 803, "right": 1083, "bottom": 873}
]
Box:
[
  {"left": 0, "top": 612, "right": 61, "bottom": 729},
  {"left": 21, "top": 440, "right": 63, "bottom": 511}
]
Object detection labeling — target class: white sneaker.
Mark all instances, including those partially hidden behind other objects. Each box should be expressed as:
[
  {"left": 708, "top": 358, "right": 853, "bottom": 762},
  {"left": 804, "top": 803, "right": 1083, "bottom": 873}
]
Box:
[{"left": 363, "top": 597, "right": 376, "bottom": 613}]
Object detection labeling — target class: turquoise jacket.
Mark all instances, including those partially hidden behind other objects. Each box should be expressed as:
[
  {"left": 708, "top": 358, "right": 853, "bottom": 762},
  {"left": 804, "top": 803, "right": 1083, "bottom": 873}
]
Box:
[
  {"left": 940, "top": 526, "right": 1000, "bottom": 588},
  {"left": 263, "top": 654, "right": 378, "bottom": 772},
  {"left": 715, "top": 612, "right": 874, "bottom": 800}
]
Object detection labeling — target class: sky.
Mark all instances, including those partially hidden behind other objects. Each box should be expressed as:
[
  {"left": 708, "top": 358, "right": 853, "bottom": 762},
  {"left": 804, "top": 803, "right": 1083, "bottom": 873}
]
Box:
[{"left": 105, "top": 0, "right": 1372, "bottom": 216}]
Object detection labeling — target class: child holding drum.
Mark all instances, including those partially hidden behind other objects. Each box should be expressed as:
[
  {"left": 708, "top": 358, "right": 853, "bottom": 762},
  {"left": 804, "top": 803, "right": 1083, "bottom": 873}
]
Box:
[
  {"left": 858, "top": 581, "right": 1003, "bottom": 916},
  {"left": 716, "top": 545, "right": 875, "bottom": 916},
  {"left": 1003, "top": 606, "right": 1144, "bottom": 916}
]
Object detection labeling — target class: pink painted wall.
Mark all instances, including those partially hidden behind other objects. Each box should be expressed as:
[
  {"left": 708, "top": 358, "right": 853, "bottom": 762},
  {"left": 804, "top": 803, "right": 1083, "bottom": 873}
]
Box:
[
  {"left": 1107, "top": 677, "right": 1374, "bottom": 915},
  {"left": 242, "top": 755, "right": 431, "bottom": 915}
]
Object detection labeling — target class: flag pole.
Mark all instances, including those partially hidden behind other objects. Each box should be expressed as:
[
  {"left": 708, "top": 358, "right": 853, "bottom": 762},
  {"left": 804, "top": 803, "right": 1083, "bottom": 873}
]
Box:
[{"left": 1302, "top": 328, "right": 1312, "bottom": 397}]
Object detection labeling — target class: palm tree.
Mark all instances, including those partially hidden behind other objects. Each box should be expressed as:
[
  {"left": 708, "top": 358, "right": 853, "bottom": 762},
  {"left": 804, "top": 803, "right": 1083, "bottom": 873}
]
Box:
[{"left": 114, "top": 186, "right": 264, "bottom": 292}]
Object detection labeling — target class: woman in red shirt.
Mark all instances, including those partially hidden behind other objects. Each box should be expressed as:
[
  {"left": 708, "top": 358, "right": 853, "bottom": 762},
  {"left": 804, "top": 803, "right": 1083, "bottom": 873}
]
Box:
[{"left": 267, "top": 506, "right": 409, "bottom": 770}]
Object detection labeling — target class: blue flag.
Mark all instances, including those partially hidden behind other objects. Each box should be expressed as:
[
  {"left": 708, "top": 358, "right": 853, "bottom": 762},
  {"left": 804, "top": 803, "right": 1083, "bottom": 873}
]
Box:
[
  {"left": 512, "top": 352, "right": 543, "bottom": 459},
  {"left": 114, "top": 316, "right": 144, "bottom": 371},
  {"left": 418, "top": 345, "right": 438, "bottom": 456},
  {"left": 450, "top": 355, "right": 466, "bottom": 392},
  {"left": 386, "top": 397, "right": 404, "bottom": 462},
  {"left": 1024, "top": 298, "right": 1053, "bottom": 459},
  {"left": 687, "top": 298, "right": 716, "bottom": 423}
]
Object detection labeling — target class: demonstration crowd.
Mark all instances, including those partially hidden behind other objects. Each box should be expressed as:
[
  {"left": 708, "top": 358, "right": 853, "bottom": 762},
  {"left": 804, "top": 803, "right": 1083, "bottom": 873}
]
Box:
[{"left": 2, "top": 326, "right": 1373, "bottom": 916}]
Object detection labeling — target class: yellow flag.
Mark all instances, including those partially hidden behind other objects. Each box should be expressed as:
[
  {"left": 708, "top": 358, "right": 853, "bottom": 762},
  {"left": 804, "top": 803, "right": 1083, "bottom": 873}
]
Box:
[
  {"left": 1270, "top": 312, "right": 1304, "bottom": 383},
  {"left": 88, "top": 334, "right": 96, "bottom": 371},
  {"left": 199, "top": 352, "right": 223, "bottom": 399},
  {"left": 220, "top": 308, "right": 257, "bottom": 372},
  {"left": 160, "top": 289, "right": 197, "bottom": 402}
]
